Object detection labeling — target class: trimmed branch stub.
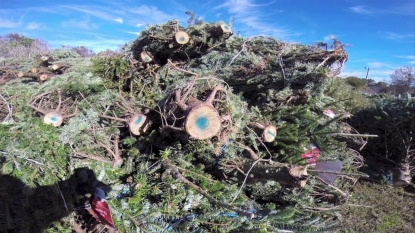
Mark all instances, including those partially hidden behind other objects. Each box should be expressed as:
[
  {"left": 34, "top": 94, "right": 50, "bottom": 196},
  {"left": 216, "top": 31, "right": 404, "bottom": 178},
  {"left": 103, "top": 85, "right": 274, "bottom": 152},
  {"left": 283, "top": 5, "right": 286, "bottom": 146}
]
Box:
[
  {"left": 100, "top": 112, "right": 150, "bottom": 136},
  {"left": 27, "top": 89, "right": 78, "bottom": 127},
  {"left": 140, "top": 51, "right": 153, "bottom": 63},
  {"left": 219, "top": 24, "right": 232, "bottom": 34},
  {"left": 251, "top": 122, "right": 277, "bottom": 142},
  {"left": 128, "top": 113, "right": 148, "bottom": 135}
]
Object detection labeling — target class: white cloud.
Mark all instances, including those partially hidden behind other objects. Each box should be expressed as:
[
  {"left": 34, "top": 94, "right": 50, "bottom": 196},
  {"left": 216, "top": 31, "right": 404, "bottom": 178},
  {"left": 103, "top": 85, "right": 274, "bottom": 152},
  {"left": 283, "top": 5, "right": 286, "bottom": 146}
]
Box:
[
  {"left": 368, "top": 62, "right": 389, "bottom": 68},
  {"left": 121, "top": 30, "right": 141, "bottom": 36},
  {"left": 214, "top": 0, "right": 292, "bottom": 39},
  {"left": 61, "top": 19, "right": 98, "bottom": 30},
  {"left": 0, "top": 17, "right": 22, "bottom": 28},
  {"left": 128, "top": 5, "right": 172, "bottom": 22},
  {"left": 49, "top": 38, "right": 127, "bottom": 52},
  {"left": 114, "top": 18, "right": 123, "bottom": 24},
  {"left": 63, "top": 5, "right": 123, "bottom": 23},
  {"left": 216, "top": 0, "right": 276, "bottom": 14},
  {"left": 379, "top": 32, "right": 415, "bottom": 42},
  {"left": 349, "top": 5, "right": 372, "bottom": 15},
  {"left": 408, "top": 61, "right": 415, "bottom": 64},
  {"left": 26, "top": 22, "right": 45, "bottom": 30},
  {"left": 395, "top": 55, "right": 415, "bottom": 60}
]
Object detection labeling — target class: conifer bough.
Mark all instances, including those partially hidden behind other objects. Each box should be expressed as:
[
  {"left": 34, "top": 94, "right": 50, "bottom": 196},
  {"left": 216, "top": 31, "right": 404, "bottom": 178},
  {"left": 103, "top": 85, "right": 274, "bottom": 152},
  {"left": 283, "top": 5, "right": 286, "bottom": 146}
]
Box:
[{"left": 27, "top": 89, "right": 78, "bottom": 127}]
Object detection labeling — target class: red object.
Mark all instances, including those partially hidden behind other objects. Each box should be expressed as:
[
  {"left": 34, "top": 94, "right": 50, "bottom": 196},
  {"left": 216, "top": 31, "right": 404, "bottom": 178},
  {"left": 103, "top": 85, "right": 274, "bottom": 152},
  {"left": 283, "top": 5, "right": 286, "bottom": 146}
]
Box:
[
  {"left": 301, "top": 144, "right": 320, "bottom": 165},
  {"left": 88, "top": 187, "right": 116, "bottom": 229},
  {"left": 323, "top": 109, "right": 336, "bottom": 118}
]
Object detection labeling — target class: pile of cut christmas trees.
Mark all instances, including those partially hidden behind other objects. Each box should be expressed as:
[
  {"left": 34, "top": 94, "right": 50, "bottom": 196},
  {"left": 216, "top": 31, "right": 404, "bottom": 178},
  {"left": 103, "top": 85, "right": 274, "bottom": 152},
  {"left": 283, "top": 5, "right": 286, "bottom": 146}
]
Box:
[{"left": 1, "top": 18, "right": 371, "bottom": 233}]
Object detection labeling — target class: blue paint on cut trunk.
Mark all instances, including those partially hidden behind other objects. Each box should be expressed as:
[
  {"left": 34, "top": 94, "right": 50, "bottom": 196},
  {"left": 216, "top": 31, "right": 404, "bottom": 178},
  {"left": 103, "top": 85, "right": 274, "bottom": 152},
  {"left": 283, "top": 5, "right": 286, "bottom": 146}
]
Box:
[
  {"left": 196, "top": 116, "right": 208, "bottom": 131},
  {"left": 135, "top": 115, "right": 143, "bottom": 125},
  {"left": 51, "top": 115, "right": 58, "bottom": 122},
  {"left": 267, "top": 130, "right": 275, "bottom": 137}
]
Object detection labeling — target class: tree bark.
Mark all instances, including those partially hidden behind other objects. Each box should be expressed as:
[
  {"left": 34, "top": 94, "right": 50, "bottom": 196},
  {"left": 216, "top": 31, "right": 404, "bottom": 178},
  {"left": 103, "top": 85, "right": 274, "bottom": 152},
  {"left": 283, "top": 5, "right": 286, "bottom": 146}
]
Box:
[{"left": 239, "top": 163, "right": 307, "bottom": 187}]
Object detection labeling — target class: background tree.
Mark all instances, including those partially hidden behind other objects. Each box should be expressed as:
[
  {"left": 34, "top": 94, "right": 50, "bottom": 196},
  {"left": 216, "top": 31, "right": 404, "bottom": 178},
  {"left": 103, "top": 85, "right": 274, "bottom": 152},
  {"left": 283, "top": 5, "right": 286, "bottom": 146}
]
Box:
[
  {"left": 70, "top": 46, "right": 96, "bottom": 58},
  {"left": 390, "top": 66, "right": 415, "bottom": 94},
  {"left": 0, "top": 33, "right": 50, "bottom": 60},
  {"left": 345, "top": 76, "right": 367, "bottom": 90}
]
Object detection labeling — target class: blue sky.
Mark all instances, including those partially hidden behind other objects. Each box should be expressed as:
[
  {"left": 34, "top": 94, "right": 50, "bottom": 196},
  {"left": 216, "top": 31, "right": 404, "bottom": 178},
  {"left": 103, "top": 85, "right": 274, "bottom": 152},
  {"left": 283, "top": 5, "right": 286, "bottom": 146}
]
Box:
[{"left": 0, "top": 0, "right": 414, "bottom": 81}]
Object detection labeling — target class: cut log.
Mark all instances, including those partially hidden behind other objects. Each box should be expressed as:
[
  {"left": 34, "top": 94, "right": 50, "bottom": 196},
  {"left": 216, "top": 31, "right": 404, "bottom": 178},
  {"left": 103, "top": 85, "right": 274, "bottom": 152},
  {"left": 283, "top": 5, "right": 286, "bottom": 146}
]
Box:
[
  {"left": 174, "top": 31, "right": 190, "bottom": 45},
  {"left": 127, "top": 113, "right": 148, "bottom": 136},
  {"left": 240, "top": 163, "right": 308, "bottom": 187},
  {"left": 43, "top": 111, "right": 64, "bottom": 127},
  {"left": 39, "top": 74, "right": 49, "bottom": 81},
  {"left": 251, "top": 122, "right": 277, "bottom": 142},
  {"left": 185, "top": 105, "right": 221, "bottom": 140},
  {"left": 18, "top": 71, "right": 49, "bottom": 81},
  {"left": 262, "top": 125, "right": 277, "bottom": 142},
  {"left": 36, "top": 55, "right": 53, "bottom": 67},
  {"left": 18, "top": 71, "right": 41, "bottom": 79},
  {"left": 219, "top": 24, "right": 232, "bottom": 34},
  {"left": 48, "top": 64, "right": 67, "bottom": 74},
  {"left": 393, "top": 162, "right": 411, "bottom": 187},
  {"left": 140, "top": 51, "right": 153, "bottom": 63}
]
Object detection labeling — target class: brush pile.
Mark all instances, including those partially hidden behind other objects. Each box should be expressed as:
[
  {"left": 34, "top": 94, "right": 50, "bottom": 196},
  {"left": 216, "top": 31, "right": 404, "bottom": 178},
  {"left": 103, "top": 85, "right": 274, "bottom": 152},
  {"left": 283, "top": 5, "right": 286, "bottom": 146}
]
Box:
[{"left": 0, "top": 18, "right": 370, "bottom": 233}]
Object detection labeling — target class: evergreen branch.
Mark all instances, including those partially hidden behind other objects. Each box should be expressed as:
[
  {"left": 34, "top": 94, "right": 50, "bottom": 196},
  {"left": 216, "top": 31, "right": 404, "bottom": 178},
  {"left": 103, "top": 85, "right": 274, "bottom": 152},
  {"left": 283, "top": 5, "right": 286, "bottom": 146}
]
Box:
[{"left": 164, "top": 161, "right": 255, "bottom": 219}]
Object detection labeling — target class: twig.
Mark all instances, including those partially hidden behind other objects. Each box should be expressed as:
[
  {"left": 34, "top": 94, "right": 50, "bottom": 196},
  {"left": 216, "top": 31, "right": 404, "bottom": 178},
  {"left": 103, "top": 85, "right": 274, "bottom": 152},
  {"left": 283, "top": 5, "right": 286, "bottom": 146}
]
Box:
[
  {"left": 277, "top": 48, "right": 287, "bottom": 86},
  {"left": 229, "top": 126, "right": 280, "bottom": 204},
  {"left": 75, "top": 152, "right": 112, "bottom": 164},
  {"left": 228, "top": 39, "right": 250, "bottom": 66},
  {"left": 230, "top": 158, "right": 267, "bottom": 204},
  {"left": 316, "top": 176, "right": 349, "bottom": 198},
  {"left": 164, "top": 161, "right": 255, "bottom": 219},
  {"left": 0, "top": 93, "right": 13, "bottom": 122},
  {"left": 167, "top": 59, "right": 198, "bottom": 101},
  {"left": 331, "top": 133, "right": 378, "bottom": 137},
  {"left": 15, "top": 155, "right": 46, "bottom": 166},
  {"left": 56, "top": 183, "right": 70, "bottom": 214},
  {"left": 235, "top": 141, "right": 259, "bottom": 160}
]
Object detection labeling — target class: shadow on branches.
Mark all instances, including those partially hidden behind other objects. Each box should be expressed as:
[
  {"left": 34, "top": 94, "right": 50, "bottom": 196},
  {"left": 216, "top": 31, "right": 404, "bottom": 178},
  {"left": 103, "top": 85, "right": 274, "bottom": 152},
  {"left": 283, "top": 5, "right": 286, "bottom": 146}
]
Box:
[{"left": 0, "top": 168, "right": 109, "bottom": 233}]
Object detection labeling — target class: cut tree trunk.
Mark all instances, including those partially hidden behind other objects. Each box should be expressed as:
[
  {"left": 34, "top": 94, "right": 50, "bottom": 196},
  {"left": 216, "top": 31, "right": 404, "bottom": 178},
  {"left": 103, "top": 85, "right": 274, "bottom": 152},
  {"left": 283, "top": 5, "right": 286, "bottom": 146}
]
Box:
[
  {"left": 140, "top": 51, "right": 153, "bottom": 63},
  {"left": 185, "top": 105, "right": 221, "bottom": 140},
  {"left": 174, "top": 31, "right": 190, "bottom": 45},
  {"left": 393, "top": 162, "right": 412, "bottom": 187},
  {"left": 239, "top": 163, "right": 308, "bottom": 187},
  {"left": 18, "top": 71, "right": 49, "bottom": 81}
]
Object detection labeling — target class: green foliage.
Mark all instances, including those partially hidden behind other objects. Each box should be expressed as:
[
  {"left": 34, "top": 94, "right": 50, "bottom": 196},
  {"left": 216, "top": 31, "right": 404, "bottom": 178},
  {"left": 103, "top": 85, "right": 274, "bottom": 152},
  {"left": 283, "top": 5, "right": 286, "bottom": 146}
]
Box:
[
  {"left": 324, "top": 76, "right": 373, "bottom": 113},
  {"left": 349, "top": 94, "right": 415, "bottom": 181},
  {"left": 340, "top": 182, "right": 415, "bottom": 232},
  {"left": 344, "top": 76, "right": 367, "bottom": 90},
  {"left": 50, "top": 48, "right": 81, "bottom": 59},
  {"left": 0, "top": 33, "right": 50, "bottom": 60},
  {"left": 390, "top": 66, "right": 415, "bottom": 94}
]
